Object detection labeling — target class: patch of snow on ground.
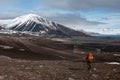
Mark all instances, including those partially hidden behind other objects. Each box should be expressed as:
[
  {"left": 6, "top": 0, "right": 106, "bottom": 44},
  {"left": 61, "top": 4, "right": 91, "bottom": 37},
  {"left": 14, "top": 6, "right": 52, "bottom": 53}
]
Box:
[
  {"left": 106, "top": 62, "right": 120, "bottom": 65},
  {"left": 0, "top": 30, "right": 17, "bottom": 34},
  {"left": 19, "top": 49, "right": 25, "bottom": 51},
  {"left": 113, "top": 54, "right": 120, "bottom": 56},
  {"left": 0, "top": 45, "right": 13, "bottom": 49},
  {"left": 51, "top": 38, "right": 69, "bottom": 42},
  {"left": 0, "top": 55, "right": 12, "bottom": 59}
]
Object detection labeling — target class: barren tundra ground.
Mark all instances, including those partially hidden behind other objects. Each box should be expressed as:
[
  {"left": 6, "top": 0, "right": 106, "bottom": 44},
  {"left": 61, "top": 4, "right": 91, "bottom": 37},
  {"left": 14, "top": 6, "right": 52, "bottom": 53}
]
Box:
[{"left": 0, "top": 36, "right": 119, "bottom": 80}]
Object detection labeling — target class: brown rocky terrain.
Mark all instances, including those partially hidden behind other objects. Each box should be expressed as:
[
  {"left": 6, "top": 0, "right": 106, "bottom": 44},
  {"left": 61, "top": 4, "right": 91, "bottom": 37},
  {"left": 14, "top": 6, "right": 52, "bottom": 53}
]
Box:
[{"left": 0, "top": 35, "right": 119, "bottom": 80}]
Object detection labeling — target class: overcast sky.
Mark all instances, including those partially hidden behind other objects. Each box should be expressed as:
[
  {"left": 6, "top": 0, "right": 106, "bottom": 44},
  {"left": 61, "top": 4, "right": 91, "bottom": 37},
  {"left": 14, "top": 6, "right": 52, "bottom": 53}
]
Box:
[{"left": 0, "top": 0, "right": 120, "bottom": 34}]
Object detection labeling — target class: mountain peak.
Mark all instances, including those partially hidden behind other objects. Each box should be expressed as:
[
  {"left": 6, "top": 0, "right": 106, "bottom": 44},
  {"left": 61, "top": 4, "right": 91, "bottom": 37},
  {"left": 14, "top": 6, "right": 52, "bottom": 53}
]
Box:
[
  {"left": 14, "top": 13, "right": 44, "bottom": 22},
  {"left": 26, "top": 13, "right": 40, "bottom": 17},
  {"left": 23, "top": 13, "right": 42, "bottom": 19}
]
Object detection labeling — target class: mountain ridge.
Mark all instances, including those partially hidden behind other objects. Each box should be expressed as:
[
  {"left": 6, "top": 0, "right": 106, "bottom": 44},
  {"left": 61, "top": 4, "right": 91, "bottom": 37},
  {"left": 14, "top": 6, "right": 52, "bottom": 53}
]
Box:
[{"left": 0, "top": 14, "right": 90, "bottom": 37}]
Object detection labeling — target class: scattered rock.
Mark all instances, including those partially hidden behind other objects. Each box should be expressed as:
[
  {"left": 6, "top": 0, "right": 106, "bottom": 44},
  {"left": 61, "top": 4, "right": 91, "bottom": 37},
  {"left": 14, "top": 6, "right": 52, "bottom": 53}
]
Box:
[
  {"left": 69, "top": 77, "right": 75, "bottom": 80},
  {"left": 39, "top": 65, "right": 43, "bottom": 68},
  {"left": 113, "top": 69, "right": 116, "bottom": 72},
  {"left": 93, "top": 67, "right": 97, "bottom": 71},
  {"left": 19, "top": 49, "right": 25, "bottom": 51},
  {"left": 92, "top": 74, "right": 98, "bottom": 78},
  {"left": 0, "top": 75, "right": 5, "bottom": 79}
]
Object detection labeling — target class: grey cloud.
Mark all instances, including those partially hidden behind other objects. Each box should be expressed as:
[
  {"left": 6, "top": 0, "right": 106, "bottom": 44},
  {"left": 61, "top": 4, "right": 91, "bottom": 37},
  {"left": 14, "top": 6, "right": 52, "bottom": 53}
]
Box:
[
  {"left": 0, "top": 11, "right": 26, "bottom": 19},
  {"left": 0, "top": 15, "right": 16, "bottom": 19},
  {"left": 42, "top": 0, "right": 120, "bottom": 11},
  {"left": 55, "top": 14, "right": 104, "bottom": 26},
  {"left": 0, "top": 0, "right": 17, "bottom": 6},
  {"left": 37, "top": 11, "right": 104, "bottom": 27},
  {"left": 0, "top": 11, "right": 104, "bottom": 27}
]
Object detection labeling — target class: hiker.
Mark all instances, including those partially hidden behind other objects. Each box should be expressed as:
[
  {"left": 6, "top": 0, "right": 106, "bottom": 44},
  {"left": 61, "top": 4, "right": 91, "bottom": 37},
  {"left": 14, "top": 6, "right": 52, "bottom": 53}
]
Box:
[{"left": 86, "top": 52, "right": 94, "bottom": 71}]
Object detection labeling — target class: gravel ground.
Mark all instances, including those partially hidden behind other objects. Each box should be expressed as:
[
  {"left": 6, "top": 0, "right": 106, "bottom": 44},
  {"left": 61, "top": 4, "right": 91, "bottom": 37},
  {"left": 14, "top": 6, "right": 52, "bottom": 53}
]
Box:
[{"left": 0, "top": 55, "right": 119, "bottom": 80}]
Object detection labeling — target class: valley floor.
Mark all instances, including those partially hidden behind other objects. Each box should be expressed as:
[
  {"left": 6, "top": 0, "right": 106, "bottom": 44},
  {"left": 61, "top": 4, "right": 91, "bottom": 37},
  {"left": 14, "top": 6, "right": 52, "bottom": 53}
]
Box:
[
  {"left": 0, "top": 52, "right": 119, "bottom": 80},
  {"left": 0, "top": 36, "right": 120, "bottom": 80}
]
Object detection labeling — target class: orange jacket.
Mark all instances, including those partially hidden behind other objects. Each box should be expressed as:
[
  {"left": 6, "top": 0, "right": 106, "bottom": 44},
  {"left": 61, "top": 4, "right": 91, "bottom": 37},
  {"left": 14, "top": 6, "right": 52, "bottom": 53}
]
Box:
[{"left": 86, "top": 53, "right": 94, "bottom": 62}]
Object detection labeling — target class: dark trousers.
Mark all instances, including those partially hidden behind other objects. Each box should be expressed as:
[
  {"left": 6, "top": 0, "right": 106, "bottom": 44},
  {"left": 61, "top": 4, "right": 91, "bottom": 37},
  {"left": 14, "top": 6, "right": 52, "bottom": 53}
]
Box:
[{"left": 87, "top": 61, "right": 92, "bottom": 71}]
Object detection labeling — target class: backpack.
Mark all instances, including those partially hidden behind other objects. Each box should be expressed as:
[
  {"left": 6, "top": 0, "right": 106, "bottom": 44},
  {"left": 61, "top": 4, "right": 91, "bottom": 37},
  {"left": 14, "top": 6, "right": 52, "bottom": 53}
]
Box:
[{"left": 86, "top": 53, "right": 94, "bottom": 62}]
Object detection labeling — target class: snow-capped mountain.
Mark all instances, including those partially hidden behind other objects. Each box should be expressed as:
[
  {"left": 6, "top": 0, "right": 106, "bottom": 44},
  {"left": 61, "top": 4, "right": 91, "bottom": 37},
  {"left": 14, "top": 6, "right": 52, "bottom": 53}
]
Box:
[{"left": 0, "top": 14, "right": 90, "bottom": 37}]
